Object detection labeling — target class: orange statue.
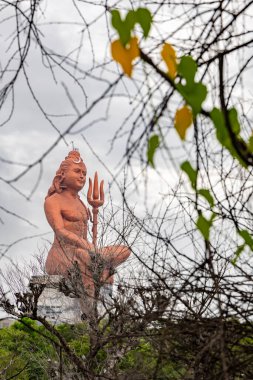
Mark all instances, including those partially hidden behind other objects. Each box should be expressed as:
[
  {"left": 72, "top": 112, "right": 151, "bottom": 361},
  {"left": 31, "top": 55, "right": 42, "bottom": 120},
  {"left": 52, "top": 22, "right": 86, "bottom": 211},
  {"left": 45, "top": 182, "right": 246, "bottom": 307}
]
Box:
[{"left": 44, "top": 150, "right": 130, "bottom": 296}]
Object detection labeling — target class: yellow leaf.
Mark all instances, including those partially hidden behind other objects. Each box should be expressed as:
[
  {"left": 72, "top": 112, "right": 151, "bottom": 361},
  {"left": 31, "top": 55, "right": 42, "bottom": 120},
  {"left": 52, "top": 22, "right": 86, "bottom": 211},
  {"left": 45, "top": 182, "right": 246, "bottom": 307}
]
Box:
[
  {"left": 174, "top": 105, "right": 193, "bottom": 140},
  {"left": 111, "top": 37, "right": 139, "bottom": 77},
  {"left": 161, "top": 43, "right": 177, "bottom": 79}
]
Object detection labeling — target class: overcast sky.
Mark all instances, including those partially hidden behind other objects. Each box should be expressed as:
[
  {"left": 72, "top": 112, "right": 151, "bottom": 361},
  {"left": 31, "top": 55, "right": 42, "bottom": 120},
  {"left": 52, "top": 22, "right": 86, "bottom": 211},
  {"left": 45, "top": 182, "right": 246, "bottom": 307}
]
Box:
[
  {"left": 1, "top": 0, "right": 253, "bottom": 294},
  {"left": 0, "top": 0, "right": 183, "bottom": 279}
]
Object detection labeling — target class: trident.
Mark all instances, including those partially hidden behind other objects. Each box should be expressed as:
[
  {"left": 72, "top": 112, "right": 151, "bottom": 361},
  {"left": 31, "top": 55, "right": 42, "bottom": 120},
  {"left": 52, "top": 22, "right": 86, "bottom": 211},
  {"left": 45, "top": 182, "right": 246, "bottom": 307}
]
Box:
[{"left": 87, "top": 172, "right": 104, "bottom": 248}]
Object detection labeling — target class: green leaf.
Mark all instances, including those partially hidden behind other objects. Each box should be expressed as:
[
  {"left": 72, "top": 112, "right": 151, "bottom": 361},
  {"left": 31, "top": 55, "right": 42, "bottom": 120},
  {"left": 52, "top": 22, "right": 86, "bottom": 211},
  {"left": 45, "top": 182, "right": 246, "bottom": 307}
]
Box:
[
  {"left": 231, "top": 228, "right": 253, "bottom": 265},
  {"left": 135, "top": 8, "right": 152, "bottom": 38},
  {"left": 231, "top": 244, "right": 245, "bottom": 266},
  {"left": 126, "top": 10, "right": 137, "bottom": 30},
  {"left": 210, "top": 108, "right": 227, "bottom": 144},
  {"left": 111, "top": 8, "right": 152, "bottom": 45},
  {"left": 196, "top": 214, "right": 211, "bottom": 240},
  {"left": 180, "top": 161, "right": 197, "bottom": 189},
  {"left": 190, "top": 83, "right": 207, "bottom": 115},
  {"left": 111, "top": 10, "right": 136, "bottom": 46},
  {"left": 210, "top": 108, "right": 247, "bottom": 167},
  {"left": 198, "top": 189, "right": 214, "bottom": 208},
  {"left": 248, "top": 135, "right": 253, "bottom": 153},
  {"left": 196, "top": 212, "right": 215, "bottom": 241},
  {"left": 239, "top": 229, "right": 253, "bottom": 250},
  {"left": 177, "top": 82, "right": 207, "bottom": 116},
  {"left": 228, "top": 108, "right": 240, "bottom": 135},
  {"left": 178, "top": 56, "right": 197, "bottom": 88},
  {"left": 147, "top": 134, "right": 160, "bottom": 167},
  {"left": 177, "top": 56, "right": 207, "bottom": 115}
]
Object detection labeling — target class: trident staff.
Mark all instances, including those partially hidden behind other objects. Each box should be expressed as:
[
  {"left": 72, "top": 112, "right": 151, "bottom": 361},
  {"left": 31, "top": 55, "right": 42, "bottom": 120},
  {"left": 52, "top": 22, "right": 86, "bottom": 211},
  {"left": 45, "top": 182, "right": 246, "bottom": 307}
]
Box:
[{"left": 87, "top": 172, "right": 104, "bottom": 248}]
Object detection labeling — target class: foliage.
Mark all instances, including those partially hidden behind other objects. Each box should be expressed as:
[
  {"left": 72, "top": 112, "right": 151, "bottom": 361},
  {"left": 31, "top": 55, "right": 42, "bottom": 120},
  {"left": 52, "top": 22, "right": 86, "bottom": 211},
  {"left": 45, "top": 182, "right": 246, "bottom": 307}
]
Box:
[
  {"left": 174, "top": 105, "right": 193, "bottom": 141},
  {"left": 0, "top": 319, "right": 54, "bottom": 379},
  {"left": 110, "top": 5, "right": 253, "bottom": 256},
  {"left": 111, "top": 8, "right": 152, "bottom": 46},
  {"left": 147, "top": 134, "right": 160, "bottom": 168},
  {"left": 1, "top": 317, "right": 253, "bottom": 379},
  {"left": 111, "top": 37, "right": 139, "bottom": 77}
]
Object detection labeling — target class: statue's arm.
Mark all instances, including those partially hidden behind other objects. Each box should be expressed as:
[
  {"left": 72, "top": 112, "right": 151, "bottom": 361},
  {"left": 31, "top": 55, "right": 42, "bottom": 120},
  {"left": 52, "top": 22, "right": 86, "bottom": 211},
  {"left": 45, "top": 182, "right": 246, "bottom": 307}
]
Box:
[{"left": 44, "top": 197, "right": 93, "bottom": 251}]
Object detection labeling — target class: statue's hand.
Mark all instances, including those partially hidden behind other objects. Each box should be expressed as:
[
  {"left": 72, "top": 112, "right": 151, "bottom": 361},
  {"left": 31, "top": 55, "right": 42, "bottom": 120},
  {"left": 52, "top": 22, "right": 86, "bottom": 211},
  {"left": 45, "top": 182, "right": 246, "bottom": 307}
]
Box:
[
  {"left": 87, "top": 172, "right": 104, "bottom": 208},
  {"left": 81, "top": 240, "right": 95, "bottom": 252}
]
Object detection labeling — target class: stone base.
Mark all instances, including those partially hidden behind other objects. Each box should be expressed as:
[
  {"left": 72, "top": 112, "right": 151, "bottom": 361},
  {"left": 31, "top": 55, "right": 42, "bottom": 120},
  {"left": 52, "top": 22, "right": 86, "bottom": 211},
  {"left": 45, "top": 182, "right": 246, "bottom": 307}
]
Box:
[
  {"left": 29, "top": 275, "right": 113, "bottom": 324},
  {"left": 30, "top": 275, "right": 82, "bottom": 324}
]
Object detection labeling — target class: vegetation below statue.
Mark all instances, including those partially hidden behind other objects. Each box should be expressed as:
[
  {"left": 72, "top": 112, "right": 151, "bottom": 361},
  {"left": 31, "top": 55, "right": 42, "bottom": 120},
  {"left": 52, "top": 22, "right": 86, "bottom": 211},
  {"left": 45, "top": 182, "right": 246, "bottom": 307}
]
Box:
[{"left": 0, "top": 317, "right": 252, "bottom": 379}]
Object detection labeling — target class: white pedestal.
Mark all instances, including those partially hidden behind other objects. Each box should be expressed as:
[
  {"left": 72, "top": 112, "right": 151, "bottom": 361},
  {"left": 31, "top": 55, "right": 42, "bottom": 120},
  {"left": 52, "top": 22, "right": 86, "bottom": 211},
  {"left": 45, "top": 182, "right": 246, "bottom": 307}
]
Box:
[
  {"left": 30, "top": 275, "right": 82, "bottom": 324},
  {"left": 29, "top": 275, "right": 113, "bottom": 324}
]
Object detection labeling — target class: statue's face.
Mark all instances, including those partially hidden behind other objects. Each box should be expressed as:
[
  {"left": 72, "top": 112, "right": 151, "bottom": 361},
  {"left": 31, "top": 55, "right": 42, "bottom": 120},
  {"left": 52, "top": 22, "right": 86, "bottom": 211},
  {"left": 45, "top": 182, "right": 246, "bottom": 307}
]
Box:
[{"left": 62, "top": 163, "right": 87, "bottom": 192}]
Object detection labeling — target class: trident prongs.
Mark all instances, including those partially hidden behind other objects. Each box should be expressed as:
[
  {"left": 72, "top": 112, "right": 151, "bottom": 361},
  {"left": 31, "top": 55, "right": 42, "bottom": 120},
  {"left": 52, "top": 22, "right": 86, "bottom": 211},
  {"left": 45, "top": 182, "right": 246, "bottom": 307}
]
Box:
[
  {"left": 87, "top": 172, "right": 104, "bottom": 208},
  {"left": 87, "top": 172, "right": 104, "bottom": 247}
]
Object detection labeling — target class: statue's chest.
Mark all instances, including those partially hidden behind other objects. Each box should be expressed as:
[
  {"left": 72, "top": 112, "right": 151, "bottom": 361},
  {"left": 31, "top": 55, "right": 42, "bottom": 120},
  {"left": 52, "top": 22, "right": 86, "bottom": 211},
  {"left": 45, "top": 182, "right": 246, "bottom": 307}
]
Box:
[{"left": 61, "top": 201, "right": 88, "bottom": 223}]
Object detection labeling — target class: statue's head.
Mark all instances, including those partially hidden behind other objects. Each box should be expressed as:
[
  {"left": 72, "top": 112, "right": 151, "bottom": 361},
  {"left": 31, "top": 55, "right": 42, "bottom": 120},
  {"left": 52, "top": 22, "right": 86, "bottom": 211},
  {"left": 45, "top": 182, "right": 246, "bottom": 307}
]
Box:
[{"left": 46, "top": 150, "right": 87, "bottom": 198}]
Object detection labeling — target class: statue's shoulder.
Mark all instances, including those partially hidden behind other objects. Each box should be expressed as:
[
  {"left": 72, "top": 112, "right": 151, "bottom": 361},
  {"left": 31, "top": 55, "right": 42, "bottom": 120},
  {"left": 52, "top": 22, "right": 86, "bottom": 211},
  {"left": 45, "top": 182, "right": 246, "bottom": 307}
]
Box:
[{"left": 44, "top": 193, "right": 62, "bottom": 209}]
